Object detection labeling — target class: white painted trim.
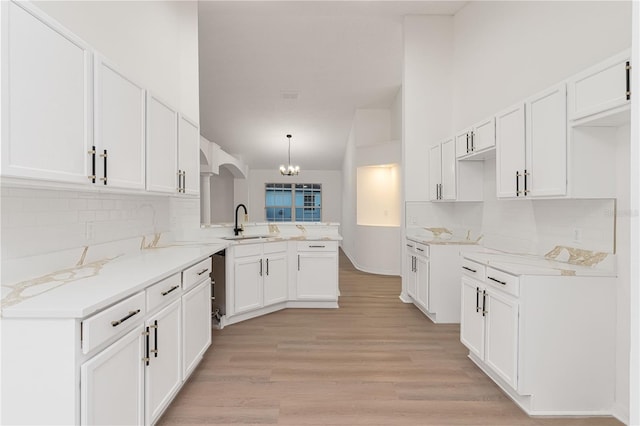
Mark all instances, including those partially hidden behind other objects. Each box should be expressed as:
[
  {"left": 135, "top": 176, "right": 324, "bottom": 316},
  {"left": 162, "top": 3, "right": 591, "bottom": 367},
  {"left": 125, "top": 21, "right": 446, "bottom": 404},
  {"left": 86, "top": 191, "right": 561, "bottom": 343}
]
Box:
[{"left": 341, "top": 247, "right": 401, "bottom": 277}]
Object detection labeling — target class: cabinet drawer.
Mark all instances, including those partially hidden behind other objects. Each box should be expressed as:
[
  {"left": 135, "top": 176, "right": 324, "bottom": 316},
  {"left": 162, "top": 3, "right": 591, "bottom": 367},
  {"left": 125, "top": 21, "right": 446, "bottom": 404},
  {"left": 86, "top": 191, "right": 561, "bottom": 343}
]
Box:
[
  {"left": 414, "top": 243, "right": 429, "bottom": 257},
  {"left": 461, "top": 258, "right": 485, "bottom": 281},
  {"left": 146, "top": 273, "right": 182, "bottom": 313},
  {"left": 297, "top": 241, "right": 337, "bottom": 252},
  {"left": 485, "top": 267, "right": 519, "bottom": 297},
  {"left": 182, "top": 258, "right": 212, "bottom": 291},
  {"left": 405, "top": 241, "right": 416, "bottom": 253},
  {"left": 263, "top": 241, "right": 287, "bottom": 254},
  {"left": 233, "top": 244, "right": 262, "bottom": 258},
  {"left": 82, "top": 291, "right": 146, "bottom": 354}
]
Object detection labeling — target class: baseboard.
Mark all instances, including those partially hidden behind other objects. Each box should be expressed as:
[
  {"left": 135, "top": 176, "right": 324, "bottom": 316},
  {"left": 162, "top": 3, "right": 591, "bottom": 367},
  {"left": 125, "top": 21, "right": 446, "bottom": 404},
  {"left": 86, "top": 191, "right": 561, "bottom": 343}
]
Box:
[
  {"left": 611, "top": 401, "right": 629, "bottom": 425},
  {"left": 341, "top": 249, "right": 401, "bottom": 276}
]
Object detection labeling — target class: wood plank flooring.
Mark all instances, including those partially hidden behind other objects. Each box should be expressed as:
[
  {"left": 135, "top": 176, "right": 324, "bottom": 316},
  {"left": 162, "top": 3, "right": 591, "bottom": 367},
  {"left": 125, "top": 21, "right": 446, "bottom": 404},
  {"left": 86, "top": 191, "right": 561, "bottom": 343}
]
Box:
[{"left": 158, "top": 251, "right": 621, "bottom": 425}]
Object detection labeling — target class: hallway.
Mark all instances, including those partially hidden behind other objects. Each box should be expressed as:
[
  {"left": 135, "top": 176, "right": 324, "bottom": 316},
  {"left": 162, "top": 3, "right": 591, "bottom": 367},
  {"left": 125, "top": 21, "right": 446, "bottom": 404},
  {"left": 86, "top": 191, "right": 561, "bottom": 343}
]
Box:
[{"left": 158, "top": 251, "right": 620, "bottom": 425}]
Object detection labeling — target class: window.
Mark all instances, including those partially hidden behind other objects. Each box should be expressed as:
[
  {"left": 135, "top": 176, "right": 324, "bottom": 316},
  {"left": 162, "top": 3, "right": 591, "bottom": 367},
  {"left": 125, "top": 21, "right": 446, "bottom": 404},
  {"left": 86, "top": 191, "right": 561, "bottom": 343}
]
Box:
[{"left": 265, "top": 183, "right": 322, "bottom": 222}]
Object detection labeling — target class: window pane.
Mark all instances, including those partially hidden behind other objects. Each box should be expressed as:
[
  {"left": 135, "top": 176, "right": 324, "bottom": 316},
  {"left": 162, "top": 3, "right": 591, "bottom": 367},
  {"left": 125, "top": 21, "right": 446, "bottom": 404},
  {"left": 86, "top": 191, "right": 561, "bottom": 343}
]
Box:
[{"left": 266, "top": 183, "right": 321, "bottom": 222}]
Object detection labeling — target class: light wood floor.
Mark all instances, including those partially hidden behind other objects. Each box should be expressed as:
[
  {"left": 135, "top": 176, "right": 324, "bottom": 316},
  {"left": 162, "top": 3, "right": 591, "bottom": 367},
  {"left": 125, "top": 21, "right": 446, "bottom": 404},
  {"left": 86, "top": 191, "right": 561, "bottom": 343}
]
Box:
[{"left": 159, "top": 251, "right": 621, "bottom": 425}]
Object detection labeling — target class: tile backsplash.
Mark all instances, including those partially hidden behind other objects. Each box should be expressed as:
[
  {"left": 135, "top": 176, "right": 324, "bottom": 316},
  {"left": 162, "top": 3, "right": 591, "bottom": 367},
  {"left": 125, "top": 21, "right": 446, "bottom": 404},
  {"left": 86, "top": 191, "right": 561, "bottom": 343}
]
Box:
[{"left": 1, "top": 186, "right": 171, "bottom": 260}]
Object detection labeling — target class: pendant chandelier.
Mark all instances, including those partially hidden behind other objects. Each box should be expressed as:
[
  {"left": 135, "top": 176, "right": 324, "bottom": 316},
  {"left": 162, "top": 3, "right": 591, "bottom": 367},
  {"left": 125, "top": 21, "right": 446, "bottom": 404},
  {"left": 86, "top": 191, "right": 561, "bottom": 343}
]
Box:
[{"left": 279, "top": 134, "right": 300, "bottom": 176}]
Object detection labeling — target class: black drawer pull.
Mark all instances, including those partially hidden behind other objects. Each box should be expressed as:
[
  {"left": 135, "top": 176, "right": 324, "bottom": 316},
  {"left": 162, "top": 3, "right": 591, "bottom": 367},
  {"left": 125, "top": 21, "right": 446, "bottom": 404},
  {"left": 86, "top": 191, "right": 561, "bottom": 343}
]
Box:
[
  {"left": 488, "top": 276, "right": 507, "bottom": 285},
  {"left": 416, "top": 247, "right": 424, "bottom": 252},
  {"left": 309, "top": 245, "right": 326, "bottom": 248},
  {"left": 462, "top": 266, "right": 477, "bottom": 273},
  {"left": 196, "top": 268, "right": 209, "bottom": 276},
  {"left": 111, "top": 309, "right": 141, "bottom": 327},
  {"left": 161, "top": 285, "right": 180, "bottom": 296}
]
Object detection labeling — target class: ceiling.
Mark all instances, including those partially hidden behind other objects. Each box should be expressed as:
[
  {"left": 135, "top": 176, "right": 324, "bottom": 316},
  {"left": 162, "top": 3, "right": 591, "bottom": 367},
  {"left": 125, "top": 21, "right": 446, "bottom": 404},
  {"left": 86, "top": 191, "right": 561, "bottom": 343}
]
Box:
[{"left": 197, "top": 1, "right": 467, "bottom": 171}]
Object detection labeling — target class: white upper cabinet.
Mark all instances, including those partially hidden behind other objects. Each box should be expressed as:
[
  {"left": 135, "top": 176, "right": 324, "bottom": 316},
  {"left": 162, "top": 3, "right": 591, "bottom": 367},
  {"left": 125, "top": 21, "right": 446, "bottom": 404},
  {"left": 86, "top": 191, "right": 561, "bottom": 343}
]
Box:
[
  {"left": 525, "top": 83, "right": 567, "bottom": 197},
  {"left": 441, "top": 139, "right": 456, "bottom": 200},
  {"left": 496, "top": 104, "right": 526, "bottom": 198},
  {"left": 177, "top": 115, "right": 200, "bottom": 196},
  {"left": 455, "top": 117, "right": 495, "bottom": 159},
  {"left": 428, "top": 144, "right": 442, "bottom": 201},
  {"left": 146, "top": 94, "right": 178, "bottom": 194},
  {"left": 496, "top": 84, "right": 567, "bottom": 199},
  {"left": 94, "top": 56, "right": 146, "bottom": 190},
  {"left": 568, "top": 50, "right": 630, "bottom": 124},
  {"left": 2, "top": 1, "right": 92, "bottom": 184},
  {"left": 429, "top": 139, "right": 456, "bottom": 201}
]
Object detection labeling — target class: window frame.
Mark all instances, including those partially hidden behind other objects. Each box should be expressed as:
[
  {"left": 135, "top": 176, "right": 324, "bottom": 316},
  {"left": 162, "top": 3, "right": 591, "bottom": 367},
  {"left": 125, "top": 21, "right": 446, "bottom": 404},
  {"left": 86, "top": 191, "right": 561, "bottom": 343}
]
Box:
[{"left": 265, "top": 183, "right": 322, "bottom": 222}]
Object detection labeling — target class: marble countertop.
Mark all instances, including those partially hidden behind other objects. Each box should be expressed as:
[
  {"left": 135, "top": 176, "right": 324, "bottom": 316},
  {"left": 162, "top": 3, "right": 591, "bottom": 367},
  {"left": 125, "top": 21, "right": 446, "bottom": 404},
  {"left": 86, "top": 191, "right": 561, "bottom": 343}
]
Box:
[
  {"left": 1, "top": 233, "right": 342, "bottom": 319},
  {"left": 407, "top": 235, "right": 479, "bottom": 245},
  {"left": 460, "top": 248, "right": 616, "bottom": 277}
]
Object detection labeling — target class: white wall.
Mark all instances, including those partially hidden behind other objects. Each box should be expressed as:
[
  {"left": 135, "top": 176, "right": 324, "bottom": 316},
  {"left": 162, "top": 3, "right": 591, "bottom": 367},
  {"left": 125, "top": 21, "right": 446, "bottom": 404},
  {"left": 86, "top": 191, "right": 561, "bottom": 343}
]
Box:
[
  {"left": 210, "top": 167, "right": 235, "bottom": 223},
  {"left": 452, "top": 1, "right": 630, "bottom": 130},
  {"left": 33, "top": 0, "right": 199, "bottom": 119},
  {"left": 403, "top": 16, "right": 453, "bottom": 202},
  {"left": 341, "top": 102, "right": 403, "bottom": 276},
  {"left": 244, "top": 169, "right": 342, "bottom": 223}
]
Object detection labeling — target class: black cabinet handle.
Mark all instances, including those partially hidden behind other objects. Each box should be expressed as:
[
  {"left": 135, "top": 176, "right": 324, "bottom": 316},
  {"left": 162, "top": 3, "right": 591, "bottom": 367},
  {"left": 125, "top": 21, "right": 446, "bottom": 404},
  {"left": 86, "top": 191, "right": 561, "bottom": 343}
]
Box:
[
  {"left": 182, "top": 171, "right": 186, "bottom": 192},
  {"left": 153, "top": 320, "right": 158, "bottom": 358},
  {"left": 161, "top": 285, "right": 180, "bottom": 296},
  {"left": 466, "top": 133, "right": 470, "bottom": 153},
  {"left": 470, "top": 131, "right": 475, "bottom": 151},
  {"left": 99, "top": 149, "right": 107, "bottom": 185},
  {"left": 266, "top": 258, "right": 270, "bottom": 276},
  {"left": 626, "top": 61, "right": 631, "bottom": 101},
  {"left": 197, "top": 268, "right": 208, "bottom": 276},
  {"left": 523, "top": 169, "right": 529, "bottom": 195},
  {"left": 309, "top": 245, "right": 326, "bottom": 248},
  {"left": 462, "top": 266, "right": 477, "bottom": 273},
  {"left": 259, "top": 258, "right": 263, "bottom": 276},
  {"left": 488, "top": 276, "right": 507, "bottom": 285},
  {"left": 516, "top": 171, "right": 520, "bottom": 197},
  {"left": 476, "top": 287, "right": 481, "bottom": 313},
  {"left": 416, "top": 247, "right": 424, "bottom": 252},
  {"left": 482, "top": 290, "right": 487, "bottom": 317},
  {"left": 177, "top": 170, "right": 182, "bottom": 192},
  {"left": 143, "top": 326, "right": 150, "bottom": 366},
  {"left": 88, "top": 146, "right": 96, "bottom": 183},
  {"left": 297, "top": 255, "right": 300, "bottom": 271},
  {"left": 111, "top": 309, "right": 141, "bottom": 327}
]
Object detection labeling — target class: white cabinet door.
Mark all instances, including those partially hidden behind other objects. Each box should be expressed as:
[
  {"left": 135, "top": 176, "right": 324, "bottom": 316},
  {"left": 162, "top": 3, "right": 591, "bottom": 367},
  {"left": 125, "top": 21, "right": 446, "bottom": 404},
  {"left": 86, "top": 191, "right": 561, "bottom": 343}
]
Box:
[
  {"left": 178, "top": 115, "right": 200, "bottom": 196},
  {"left": 94, "top": 56, "right": 146, "bottom": 190},
  {"left": 297, "top": 252, "right": 338, "bottom": 300},
  {"left": 80, "top": 326, "right": 144, "bottom": 426},
  {"left": 146, "top": 94, "right": 178, "bottom": 194},
  {"left": 568, "top": 51, "right": 630, "bottom": 121},
  {"left": 234, "top": 256, "right": 263, "bottom": 314},
  {"left": 3, "top": 1, "right": 91, "bottom": 184},
  {"left": 460, "top": 277, "right": 484, "bottom": 360},
  {"left": 145, "top": 299, "right": 182, "bottom": 426},
  {"left": 525, "top": 83, "right": 567, "bottom": 197},
  {"left": 496, "top": 103, "right": 526, "bottom": 198},
  {"left": 264, "top": 253, "right": 288, "bottom": 306},
  {"left": 182, "top": 280, "right": 212, "bottom": 379},
  {"left": 415, "top": 255, "right": 430, "bottom": 311},
  {"left": 473, "top": 117, "right": 496, "bottom": 152},
  {"left": 405, "top": 252, "right": 417, "bottom": 299},
  {"left": 484, "top": 288, "right": 519, "bottom": 390},
  {"left": 440, "top": 139, "right": 456, "bottom": 200},
  {"left": 455, "top": 129, "right": 471, "bottom": 158},
  {"left": 428, "top": 144, "right": 441, "bottom": 201}
]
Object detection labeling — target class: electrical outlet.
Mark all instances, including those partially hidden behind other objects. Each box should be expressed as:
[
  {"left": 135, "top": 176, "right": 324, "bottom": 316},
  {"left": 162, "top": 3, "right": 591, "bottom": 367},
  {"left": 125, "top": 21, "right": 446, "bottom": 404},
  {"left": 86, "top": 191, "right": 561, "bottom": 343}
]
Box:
[
  {"left": 573, "top": 228, "right": 582, "bottom": 242},
  {"left": 85, "top": 222, "right": 94, "bottom": 241}
]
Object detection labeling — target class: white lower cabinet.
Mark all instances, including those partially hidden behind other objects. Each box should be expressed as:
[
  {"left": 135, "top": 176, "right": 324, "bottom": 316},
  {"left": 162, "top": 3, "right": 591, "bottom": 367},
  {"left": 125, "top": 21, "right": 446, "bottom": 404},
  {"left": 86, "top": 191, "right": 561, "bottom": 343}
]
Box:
[
  {"left": 182, "top": 279, "right": 212, "bottom": 379},
  {"left": 459, "top": 257, "right": 616, "bottom": 415},
  {"left": 404, "top": 240, "right": 429, "bottom": 311},
  {"left": 145, "top": 299, "right": 182, "bottom": 425},
  {"left": 223, "top": 240, "right": 337, "bottom": 326},
  {"left": 296, "top": 241, "right": 338, "bottom": 300},
  {"left": 80, "top": 326, "right": 145, "bottom": 425},
  {"left": 229, "top": 241, "right": 289, "bottom": 316},
  {"left": 461, "top": 276, "right": 518, "bottom": 389}
]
